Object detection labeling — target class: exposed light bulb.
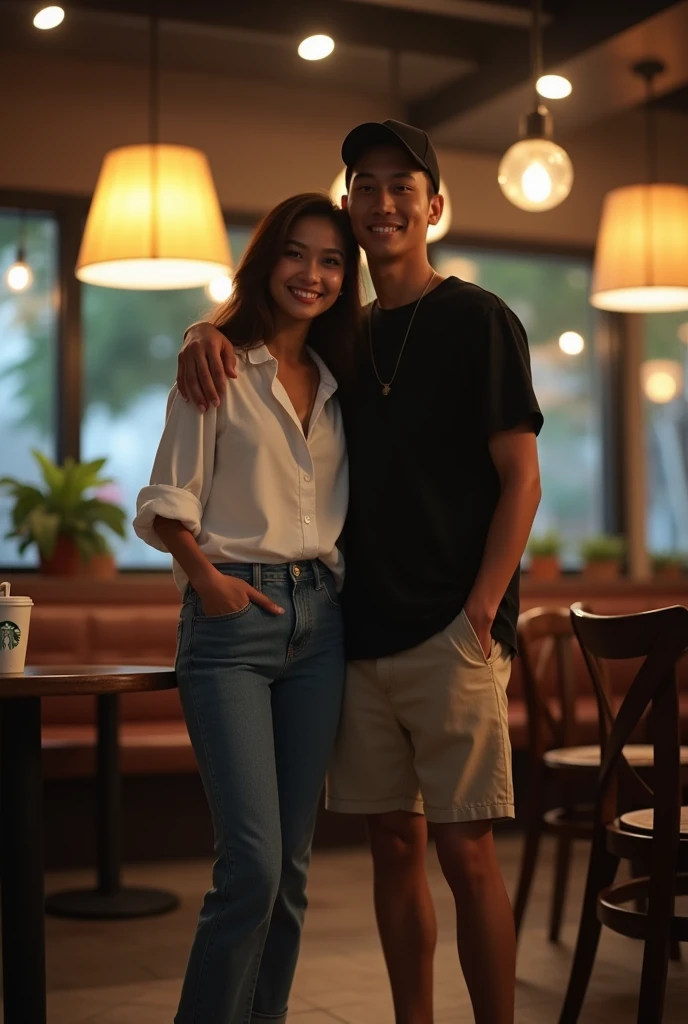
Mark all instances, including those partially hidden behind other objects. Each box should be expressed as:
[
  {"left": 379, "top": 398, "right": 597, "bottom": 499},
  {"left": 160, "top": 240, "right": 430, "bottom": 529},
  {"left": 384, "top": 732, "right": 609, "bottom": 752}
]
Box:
[
  {"left": 33, "top": 6, "right": 64, "bottom": 30},
  {"left": 536, "top": 75, "right": 572, "bottom": 100},
  {"left": 206, "top": 274, "right": 234, "bottom": 303},
  {"left": 298, "top": 35, "right": 335, "bottom": 61},
  {"left": 6, "top": 256, "right": 33, "bottom": 292},
  {"left": 558, "top": 331, "right": 584, "bottom": 355},
  {"left": 498, "top": 135, "right": 573, "bottom": 212},
  {"left": 641, "top": 359, "right": 683, "bottom": 404}
]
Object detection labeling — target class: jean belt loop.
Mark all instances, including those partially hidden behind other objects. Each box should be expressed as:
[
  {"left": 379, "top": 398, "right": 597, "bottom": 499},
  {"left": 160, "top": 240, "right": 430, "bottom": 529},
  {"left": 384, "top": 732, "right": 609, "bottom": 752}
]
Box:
[
  {"left": 252, "top": 563, "right": 261, "bottom": 591},
  {"left": 312, "top": 559, "right": 322, "bottom": 590}
]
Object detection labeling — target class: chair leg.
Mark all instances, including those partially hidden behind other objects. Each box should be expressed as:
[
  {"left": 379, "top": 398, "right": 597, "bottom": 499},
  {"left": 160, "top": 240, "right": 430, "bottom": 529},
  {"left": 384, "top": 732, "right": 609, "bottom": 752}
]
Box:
[
  {"left": 549, "top": 835, "right": 572, "bottom": 943},
  {"left": 558, "top": 830, "right": 619, "bottom": 1024},
  {"left": 513, "top": 803, "right": 544, "bottom": 941}
]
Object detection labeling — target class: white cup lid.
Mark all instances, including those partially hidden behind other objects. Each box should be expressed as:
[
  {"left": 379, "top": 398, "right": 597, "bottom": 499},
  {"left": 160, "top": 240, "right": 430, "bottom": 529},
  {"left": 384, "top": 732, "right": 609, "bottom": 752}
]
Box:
[{"left": 0, "top": 582, "right": 34, "bottom": 606}]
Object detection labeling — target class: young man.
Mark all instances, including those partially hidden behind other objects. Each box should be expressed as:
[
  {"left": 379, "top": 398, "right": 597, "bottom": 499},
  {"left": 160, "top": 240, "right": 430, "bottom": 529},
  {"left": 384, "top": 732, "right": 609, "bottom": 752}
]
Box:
[{"left": 177, "top": 120, "right": 542, "bottom": 1024}]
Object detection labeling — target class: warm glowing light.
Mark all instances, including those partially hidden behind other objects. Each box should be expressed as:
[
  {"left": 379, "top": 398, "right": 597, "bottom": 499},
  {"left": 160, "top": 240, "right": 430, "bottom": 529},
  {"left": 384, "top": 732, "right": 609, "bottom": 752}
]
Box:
[
  {"left": 76, "top": 144, "right": 231, "bottom": 290},
  {"left": 591, "top": 184, "right": 688, "bottom": 312},
  {"left": 329, "top": 167, "right": 453, "bottom": 242},
  {"left": 641, "top": 359, "right": 683, "bottom": 404},
  {"left": 6, "top": 260, "right": 33, "bottom": 292},
  {"left": 33, "top": 6, "right": 64, "bottom": 30},
  {"left": 558, "top": 331, "right": 584, "bottom": 355},
  {"left": 206, "top": 274, "right": 234, "bottom": 303},
  {"left": 298, "top": 35, "right": 335, "bottom": 61},
  {"left": 498, "top": 138, "right": 573, "bottom": 211},
  {"left": 536, "top": 75, "right": 572, "bottom": 100}
]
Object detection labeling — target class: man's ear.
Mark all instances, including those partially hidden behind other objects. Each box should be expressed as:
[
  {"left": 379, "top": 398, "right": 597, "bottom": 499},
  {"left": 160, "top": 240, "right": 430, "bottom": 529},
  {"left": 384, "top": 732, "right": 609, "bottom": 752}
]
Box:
[
  {"left": 341, "top": 194, "right": 349, "bottom": 210},
  {"left": 428, "top": 193, "right": 444, "bottom": 226}
]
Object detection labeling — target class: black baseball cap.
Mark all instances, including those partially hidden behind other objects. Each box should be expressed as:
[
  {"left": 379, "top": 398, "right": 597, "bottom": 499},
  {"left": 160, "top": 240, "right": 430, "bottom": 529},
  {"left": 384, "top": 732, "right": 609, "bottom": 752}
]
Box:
[{"left": 342, "top": 119, "right": 440, "bottom": 195}]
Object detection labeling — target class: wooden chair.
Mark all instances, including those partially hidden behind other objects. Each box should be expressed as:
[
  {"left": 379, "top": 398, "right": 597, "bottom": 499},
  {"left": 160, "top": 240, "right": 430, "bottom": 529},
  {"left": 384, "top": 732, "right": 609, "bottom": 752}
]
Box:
[
  {"left": 513, "top": 606, "right": 688, "bottom": 945},
  {"left": 559, "top": 604, "right": 688, "bottom": 1024}
]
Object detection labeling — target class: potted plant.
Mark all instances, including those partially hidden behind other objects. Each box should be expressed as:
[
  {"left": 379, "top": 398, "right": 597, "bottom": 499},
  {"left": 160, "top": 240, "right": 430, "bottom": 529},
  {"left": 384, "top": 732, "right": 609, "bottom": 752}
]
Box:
[
  {"left": 527, "top": 530, "right": 563, "bottom": 579},
  {"left": 651, "top": 551, "right": 685, "bottom": 580},
  {"left": 0, "top": 451, "right": 126, "bottom": 576},
  {"left": 580, "top": 535, "right": 626, "bottom": 580}
]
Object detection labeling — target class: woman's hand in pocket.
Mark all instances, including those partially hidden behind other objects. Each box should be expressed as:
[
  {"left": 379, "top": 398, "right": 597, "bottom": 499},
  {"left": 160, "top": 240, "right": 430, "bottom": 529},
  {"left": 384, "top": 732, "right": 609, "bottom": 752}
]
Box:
[{"left": 195, "top": 570, "right": 284, "bottom": 617}]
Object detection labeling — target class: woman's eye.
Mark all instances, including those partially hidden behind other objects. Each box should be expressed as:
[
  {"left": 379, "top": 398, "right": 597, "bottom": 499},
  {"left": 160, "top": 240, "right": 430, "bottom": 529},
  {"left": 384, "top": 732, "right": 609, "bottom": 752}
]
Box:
[
  {"left": 323, "top": 258, "right": 341, "bottom": 267},
  {"left": 285, "top": 249, "right": 302, "bottom": 259}
]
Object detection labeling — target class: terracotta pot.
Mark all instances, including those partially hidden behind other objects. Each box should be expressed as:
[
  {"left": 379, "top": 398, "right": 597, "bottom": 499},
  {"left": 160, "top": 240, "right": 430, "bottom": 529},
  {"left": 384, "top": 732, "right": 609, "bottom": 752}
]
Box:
[
  {"left": 40, "top": 534, "right": 82, "bottom": 575},
  {"left": 584, "top": 558, "right": 621, "bottom": 581},
  {"left": 81, "top": 552, "right": 117, "bottom": 579},
  {"left": 528, "top": 554, "right": 561, "bottom": 580}
]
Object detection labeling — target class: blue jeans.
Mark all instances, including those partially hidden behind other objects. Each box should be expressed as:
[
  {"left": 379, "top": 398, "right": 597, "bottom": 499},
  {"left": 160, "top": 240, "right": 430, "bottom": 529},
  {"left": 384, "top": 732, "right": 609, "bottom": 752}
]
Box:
[{"left": 174, "top": 560, "right": 345, "bottom": 1024}]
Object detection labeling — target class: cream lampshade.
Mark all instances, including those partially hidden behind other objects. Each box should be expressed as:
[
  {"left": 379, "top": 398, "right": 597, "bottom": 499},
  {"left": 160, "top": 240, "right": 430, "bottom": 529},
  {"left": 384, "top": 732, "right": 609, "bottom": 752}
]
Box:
[
  {"left": 76, "top": 144, "right": 231, "bottom": 290},
  {"left": 591, "top": 183, "right": 688, "bottom": 313}
]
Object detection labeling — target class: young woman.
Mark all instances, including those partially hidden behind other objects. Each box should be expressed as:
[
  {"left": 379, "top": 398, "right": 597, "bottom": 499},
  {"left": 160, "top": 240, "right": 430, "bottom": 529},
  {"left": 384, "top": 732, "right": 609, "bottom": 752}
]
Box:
[{"left": 134, "top": 193, "right": 361, "bottom": 1024}]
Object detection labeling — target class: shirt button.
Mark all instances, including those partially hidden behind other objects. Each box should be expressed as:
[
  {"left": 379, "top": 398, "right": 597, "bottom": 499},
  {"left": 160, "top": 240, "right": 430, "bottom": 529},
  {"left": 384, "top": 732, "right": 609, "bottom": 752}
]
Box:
[
  {"left": 304, "top": 515, "right": 311, "bottom": 524},
  {"left": 303, "top": 474, "right": 311, "bottom": 482}
]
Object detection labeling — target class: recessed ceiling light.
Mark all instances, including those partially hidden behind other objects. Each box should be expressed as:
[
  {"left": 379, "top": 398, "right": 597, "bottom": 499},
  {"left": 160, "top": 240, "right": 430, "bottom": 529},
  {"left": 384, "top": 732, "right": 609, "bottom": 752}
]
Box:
[
  {"left": 558, "top": 331, "right": 585, "bottom": 355},
  {"left": 33, "top": 6, "right": 65, "bottom": 30},
  {"left": 298, "top": 35, "right": 335, "bottom": 61},
  {"left": 536, "top": 74, "right": 572, "bottom": 100}
]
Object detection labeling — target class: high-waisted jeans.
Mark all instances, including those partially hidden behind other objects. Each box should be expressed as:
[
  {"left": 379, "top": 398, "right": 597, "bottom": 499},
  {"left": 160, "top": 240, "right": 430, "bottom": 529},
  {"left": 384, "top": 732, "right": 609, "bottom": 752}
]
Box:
[{"left": 174, "top": 560, "right": 345, "bottom": 1024}]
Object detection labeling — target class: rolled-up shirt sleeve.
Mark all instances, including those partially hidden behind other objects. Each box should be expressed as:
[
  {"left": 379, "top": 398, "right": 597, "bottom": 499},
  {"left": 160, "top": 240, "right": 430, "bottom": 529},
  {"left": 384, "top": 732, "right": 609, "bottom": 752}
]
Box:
[{"left": 133, "top": 385, "right": 220, "bottom": 553}]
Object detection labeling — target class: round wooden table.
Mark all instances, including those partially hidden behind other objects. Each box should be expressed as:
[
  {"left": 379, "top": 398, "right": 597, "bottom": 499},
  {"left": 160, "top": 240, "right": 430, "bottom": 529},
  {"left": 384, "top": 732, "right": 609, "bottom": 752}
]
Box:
[{"left": 0, "top": 666, "right": 177, "bottom": 1024}]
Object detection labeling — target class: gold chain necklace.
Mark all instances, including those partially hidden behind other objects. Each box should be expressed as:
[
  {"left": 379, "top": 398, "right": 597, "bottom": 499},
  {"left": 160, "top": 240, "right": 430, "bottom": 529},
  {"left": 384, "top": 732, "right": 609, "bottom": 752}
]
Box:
[{"left": 369, "top": 270, "right": 437, "bottom": 396}]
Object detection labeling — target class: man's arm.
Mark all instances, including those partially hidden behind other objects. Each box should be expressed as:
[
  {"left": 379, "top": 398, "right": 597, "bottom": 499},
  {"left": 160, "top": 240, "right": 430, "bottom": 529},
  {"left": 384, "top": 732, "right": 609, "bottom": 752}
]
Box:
[
  {"left": 178, "top": 322, "right": 238, "bottom": 411},
  {"left": 463, "top": 424, "right": 541, "bottom": 657}
]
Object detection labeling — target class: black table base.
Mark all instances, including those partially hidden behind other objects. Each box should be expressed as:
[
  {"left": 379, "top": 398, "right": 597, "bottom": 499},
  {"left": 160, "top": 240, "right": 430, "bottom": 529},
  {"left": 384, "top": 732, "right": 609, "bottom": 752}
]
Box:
[
  {"left": 45, "top": 693, "right": 178, "bottom": 921},
  {"left": 46, "top": 885, "right": 179, "bottom": 919}
]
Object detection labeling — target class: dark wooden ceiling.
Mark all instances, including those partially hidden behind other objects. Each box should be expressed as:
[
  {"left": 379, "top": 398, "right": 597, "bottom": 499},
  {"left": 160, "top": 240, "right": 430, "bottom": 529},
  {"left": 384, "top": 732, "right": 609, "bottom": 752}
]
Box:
[{"left": 2, "top": 0, "right": 687, "bottom": 148}]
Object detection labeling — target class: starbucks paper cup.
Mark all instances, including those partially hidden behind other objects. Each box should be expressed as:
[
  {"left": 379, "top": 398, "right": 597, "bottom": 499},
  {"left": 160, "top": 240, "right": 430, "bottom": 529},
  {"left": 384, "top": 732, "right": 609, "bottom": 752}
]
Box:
[{"left": 0, "top": 582, "right": 33, "bottom": 674}]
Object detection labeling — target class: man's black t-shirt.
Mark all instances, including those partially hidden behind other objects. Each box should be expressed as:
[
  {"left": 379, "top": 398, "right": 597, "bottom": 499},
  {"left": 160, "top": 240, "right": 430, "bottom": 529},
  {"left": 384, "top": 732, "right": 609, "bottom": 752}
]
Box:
[{"left": 339, "top": 276, "right": 543, "bottom": 661}]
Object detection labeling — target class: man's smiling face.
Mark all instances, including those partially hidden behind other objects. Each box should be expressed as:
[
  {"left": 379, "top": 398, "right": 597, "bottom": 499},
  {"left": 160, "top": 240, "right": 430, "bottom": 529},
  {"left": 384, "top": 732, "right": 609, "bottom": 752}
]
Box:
[{"left": 344, "top": 145, "right": 442, "bottom": 262}]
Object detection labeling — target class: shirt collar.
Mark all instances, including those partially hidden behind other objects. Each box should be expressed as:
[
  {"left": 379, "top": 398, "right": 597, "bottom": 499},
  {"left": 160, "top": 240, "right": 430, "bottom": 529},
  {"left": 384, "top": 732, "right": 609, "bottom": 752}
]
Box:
[{"left": 244, "top": 342, "right": 337, "bottom": 393}]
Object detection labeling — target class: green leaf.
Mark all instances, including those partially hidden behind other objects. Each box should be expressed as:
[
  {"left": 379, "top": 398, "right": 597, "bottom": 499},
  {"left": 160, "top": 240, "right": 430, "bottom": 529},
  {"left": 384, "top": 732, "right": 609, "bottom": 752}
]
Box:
[
  {"left": 25, "top": 508, "right": 61, "bottom": 559},
  {"left": 32, "top": 450, "right": 64, "bottom": 494}
]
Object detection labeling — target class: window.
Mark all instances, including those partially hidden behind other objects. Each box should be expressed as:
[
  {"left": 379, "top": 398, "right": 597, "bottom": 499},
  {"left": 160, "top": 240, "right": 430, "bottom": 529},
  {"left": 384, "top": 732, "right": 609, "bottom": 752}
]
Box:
[
  {"left": 433, "top": 245, "right": 603, "bottom": 566},
  {"left": 81, "top": 226, "right": 254, "bottom": 568},
  {"left": 644, "top": 312, "right": 688, "bottom": 554},
  {"left": 0, "top": 210, "right": 59, "bottom": 567}
]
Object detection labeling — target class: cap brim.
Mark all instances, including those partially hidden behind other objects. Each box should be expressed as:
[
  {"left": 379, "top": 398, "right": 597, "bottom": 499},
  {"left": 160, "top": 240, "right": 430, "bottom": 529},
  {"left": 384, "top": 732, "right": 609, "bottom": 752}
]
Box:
[{"left": 342, "top": 122, "right": 432, "bottom": 182}]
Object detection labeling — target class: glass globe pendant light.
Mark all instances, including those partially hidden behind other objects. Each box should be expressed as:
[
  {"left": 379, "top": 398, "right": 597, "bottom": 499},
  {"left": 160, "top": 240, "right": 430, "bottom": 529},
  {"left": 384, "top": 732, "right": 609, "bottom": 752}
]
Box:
[
  {"left": 5, "top": 210, "right": 34, "bottom": 293},
  {"left": 498, "top": 0, "right": 573, "bottom": 212}
]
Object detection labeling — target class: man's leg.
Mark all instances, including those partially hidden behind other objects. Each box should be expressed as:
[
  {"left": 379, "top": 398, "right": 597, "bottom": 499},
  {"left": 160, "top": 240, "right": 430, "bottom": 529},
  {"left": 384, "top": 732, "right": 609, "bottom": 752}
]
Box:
[
  {"left": 367, "top": 811, "right": 436, "bottom": 1024},
  {"left": 434, "top": 821, "right": 515, "bottom": 1024}
]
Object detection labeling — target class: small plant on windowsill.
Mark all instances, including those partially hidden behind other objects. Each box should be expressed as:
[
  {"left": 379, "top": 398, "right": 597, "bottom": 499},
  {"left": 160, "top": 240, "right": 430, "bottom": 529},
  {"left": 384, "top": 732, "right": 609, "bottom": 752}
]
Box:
[
  {"left": 651, "top": 551, "right": 685, "bottom": 580},
  {"left": 0, "top": 451, "right": 126, "bottom": 576},
  {"left": 579, "top": 535, "right": 626, "bottom": 580},
  {"left": 526, "top": 530, "right": 563, "bottom": 580}
]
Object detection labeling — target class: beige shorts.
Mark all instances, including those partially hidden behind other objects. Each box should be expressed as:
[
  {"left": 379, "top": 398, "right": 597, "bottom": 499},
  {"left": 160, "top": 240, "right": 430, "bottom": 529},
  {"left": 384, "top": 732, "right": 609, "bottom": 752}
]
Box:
[{"left": 326, "top": 610, "right": 514, "bottom": 824}]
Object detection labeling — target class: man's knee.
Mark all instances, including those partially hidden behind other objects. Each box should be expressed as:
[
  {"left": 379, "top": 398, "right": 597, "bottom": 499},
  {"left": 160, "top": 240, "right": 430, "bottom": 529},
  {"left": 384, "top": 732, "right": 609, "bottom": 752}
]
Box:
[
  {"left": 434, "top": 821, "right": 499, "bottom": 892},
  {"left": 367, "top": 810, "right": 427, "bottom": 869}
]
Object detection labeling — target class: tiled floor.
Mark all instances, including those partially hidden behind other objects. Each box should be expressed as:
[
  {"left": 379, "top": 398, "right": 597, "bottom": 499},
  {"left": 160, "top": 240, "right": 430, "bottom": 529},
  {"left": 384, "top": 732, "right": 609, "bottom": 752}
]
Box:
[{"left": 13, "top": 835, "right": 688, "bottom": 1022}]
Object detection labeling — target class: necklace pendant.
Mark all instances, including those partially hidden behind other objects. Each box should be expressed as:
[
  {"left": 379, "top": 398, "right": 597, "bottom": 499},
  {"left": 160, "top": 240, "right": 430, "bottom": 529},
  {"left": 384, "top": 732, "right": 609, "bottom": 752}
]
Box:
[{"left": 382, "top": 384, "right": 391, "bottom": 396}]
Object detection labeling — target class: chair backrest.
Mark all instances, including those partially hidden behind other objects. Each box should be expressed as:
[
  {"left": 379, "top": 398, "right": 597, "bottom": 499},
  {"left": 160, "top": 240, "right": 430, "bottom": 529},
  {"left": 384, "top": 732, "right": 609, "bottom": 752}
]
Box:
[
  {"left": 517, "top": 605, "right": 601, "bottom": 757},
  {"left": 570, "top": 603, "right": 688, "bottom": 855}
]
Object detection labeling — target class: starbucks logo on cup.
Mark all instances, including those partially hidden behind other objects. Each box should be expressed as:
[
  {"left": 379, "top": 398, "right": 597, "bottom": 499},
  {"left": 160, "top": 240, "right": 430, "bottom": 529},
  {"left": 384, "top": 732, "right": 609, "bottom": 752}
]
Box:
[{"left": 0, "top": 621, "right": 21, "bottom": 651}]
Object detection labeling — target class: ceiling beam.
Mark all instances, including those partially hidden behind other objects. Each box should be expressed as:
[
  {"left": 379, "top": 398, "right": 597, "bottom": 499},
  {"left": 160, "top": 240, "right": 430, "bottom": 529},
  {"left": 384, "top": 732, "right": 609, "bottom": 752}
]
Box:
[
  {"left": 408, "top": 0, "right": 680, "bottom": 130},
  {"left": 54, "top": 0, "right": 521, "bottom": 64}
]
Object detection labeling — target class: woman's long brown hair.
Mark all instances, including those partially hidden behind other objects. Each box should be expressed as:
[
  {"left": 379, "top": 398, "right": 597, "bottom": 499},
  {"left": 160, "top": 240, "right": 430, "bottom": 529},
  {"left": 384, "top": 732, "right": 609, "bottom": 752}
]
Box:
[{"left": 209, "top": 193, "right": 363, "bottom": 386}]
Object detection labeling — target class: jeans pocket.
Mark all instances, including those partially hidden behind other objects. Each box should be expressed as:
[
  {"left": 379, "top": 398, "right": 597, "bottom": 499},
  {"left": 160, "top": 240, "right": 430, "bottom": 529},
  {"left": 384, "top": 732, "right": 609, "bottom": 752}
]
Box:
[
  {"left": 193, "top": 601, "right": 253, "bottom": 624},
  {"left": 319, "top": 573, "right": 341, "bottom": 610}
]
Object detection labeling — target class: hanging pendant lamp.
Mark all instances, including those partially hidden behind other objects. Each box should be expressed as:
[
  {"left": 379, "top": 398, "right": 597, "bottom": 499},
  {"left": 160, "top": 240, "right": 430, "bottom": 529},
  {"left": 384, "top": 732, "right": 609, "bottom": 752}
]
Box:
[
  {"left": 76, "top": 4, "right": 230, "bottom": 290},
  {"left": 329, "top": 51, "right": 452, "bottom": 242},
  {"left": 498, "top": 0, "right": 573, "bottom": 212},
  {"left": 591, "top": 60, "right": 688, "bottom": 313},
  {"left": 5, "top": 210, "right": 34, "bottom": 293}
]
